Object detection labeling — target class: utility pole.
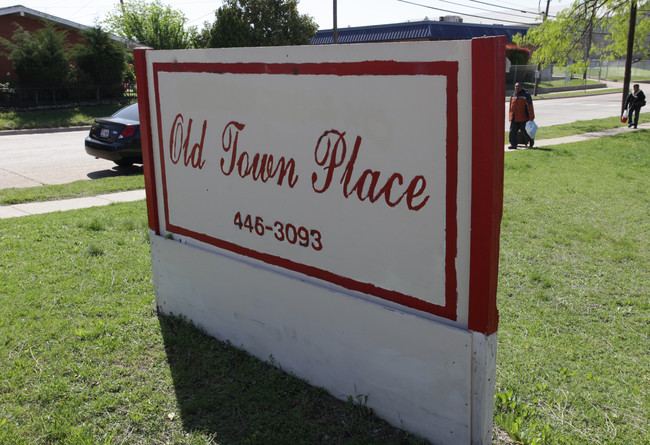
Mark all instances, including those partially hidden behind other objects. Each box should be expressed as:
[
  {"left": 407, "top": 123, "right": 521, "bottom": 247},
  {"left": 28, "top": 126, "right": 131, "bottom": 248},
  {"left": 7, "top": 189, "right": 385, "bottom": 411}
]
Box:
[
  {"left": 333, "top": 0, "right": 338, "bottom": 44},
  {"left": 533, "top": 0, "right": 551, "bottom": 96},
  {"left": 119, "top": 0, "right": 127, "bottom": 21},
  {"left": 621, "top": 0, "right": 637, "bottom": 113}
]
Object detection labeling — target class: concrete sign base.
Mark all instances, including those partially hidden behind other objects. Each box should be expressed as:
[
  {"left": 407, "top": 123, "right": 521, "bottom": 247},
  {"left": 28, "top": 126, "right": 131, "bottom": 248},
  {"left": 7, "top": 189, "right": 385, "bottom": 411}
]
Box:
[{"left": 151, "top": 232, "right": 497, "bottom": 444}]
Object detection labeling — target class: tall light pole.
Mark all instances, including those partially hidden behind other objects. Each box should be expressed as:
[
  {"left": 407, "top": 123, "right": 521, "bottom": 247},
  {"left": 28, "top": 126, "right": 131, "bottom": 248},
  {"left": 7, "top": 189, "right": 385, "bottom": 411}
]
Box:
[
  {"left": 533, "top": 0, "right": 551, "bottom": 96},
  {"left": 333, "top": 0, "right": 338, "bottom": 44}
]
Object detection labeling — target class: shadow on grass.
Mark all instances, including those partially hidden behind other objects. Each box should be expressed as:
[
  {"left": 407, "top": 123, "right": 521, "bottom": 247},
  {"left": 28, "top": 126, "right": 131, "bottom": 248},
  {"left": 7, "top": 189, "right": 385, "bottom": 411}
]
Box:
[
  {"left": 157, "top": 313, "right": 429, "bottom": 444},
  {"left": 87, "top": 164, "right": 144, "bottom": 180}
]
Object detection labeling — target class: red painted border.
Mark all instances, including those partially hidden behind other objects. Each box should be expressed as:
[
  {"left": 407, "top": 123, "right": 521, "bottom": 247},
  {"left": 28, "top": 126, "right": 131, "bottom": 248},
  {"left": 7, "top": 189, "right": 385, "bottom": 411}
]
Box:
[
  {"left": 134, "top": 48, "right": 159, "bottom": 234},
  {"left": 152, "top": 60, "right": 459, "bottom": 321},
  {"left": 468, "top": 37, "right": 505, "bottom": 335}
]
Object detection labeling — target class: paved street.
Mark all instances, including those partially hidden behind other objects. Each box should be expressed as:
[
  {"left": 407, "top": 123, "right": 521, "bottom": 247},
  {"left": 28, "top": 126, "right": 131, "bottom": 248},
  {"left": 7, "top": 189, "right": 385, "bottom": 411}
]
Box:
[
  {"left": 505, "top": 91, "right": 624, "bottom": 130},
  {"left": 0, "top": 128, "right": 142, "bottom": 189}
]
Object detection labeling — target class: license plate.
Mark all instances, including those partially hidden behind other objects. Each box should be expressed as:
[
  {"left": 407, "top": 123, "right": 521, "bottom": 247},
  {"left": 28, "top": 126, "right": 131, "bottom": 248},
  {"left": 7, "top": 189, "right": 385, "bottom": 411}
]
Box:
[{"left": 100, "top": 128, "right": 110, "bottom": 138}]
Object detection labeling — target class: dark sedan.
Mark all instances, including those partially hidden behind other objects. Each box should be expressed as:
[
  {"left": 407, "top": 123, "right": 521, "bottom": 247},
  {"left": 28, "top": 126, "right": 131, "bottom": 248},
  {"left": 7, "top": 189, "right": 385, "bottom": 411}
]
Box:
[{"left": 85, "top": 103, "right": 142, "bottom": 167}]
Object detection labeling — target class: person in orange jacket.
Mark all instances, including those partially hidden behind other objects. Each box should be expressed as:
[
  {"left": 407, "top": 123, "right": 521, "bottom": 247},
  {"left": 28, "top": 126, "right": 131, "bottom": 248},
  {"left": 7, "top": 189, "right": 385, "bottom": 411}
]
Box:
[{"left": 508, "top": 82, "right": 535, "bottom": 149}]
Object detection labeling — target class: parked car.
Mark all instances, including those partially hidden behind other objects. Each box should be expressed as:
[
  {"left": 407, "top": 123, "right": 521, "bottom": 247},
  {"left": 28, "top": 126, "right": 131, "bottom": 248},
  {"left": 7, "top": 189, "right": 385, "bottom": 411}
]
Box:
[{"left": 85, "top": 103, "right": 142, "bottom": 167}]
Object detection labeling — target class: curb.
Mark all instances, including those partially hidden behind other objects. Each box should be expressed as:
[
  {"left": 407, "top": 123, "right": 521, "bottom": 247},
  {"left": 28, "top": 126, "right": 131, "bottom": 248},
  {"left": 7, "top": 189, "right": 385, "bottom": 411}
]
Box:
[
  {"left": 505, "top": 89, "right": 621, "bottom": 102},
  {"left": 0, "top": 126, "right": 91, "bottom": 136},
  {"left": 533, "top": 90, "right": 621, "bottom": 100}
]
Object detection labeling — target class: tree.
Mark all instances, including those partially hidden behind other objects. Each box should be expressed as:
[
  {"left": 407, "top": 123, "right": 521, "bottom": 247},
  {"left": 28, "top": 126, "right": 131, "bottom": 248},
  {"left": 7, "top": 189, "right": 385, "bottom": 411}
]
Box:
[
  {"left": 103, "top": 0, "right": 196, "bottom": 49},
  {"left": 506, "top": 45, "right": 532, "bottom": 65},
  {"left": 603, "top": 0, "right": 650, "bottom": 63},
  {"left": 74, "top": 26, "right": 126, "bottom": 95},
  {"left": 191, "top": 22, "right": 214, "bottom": 49},
  {"left": 0, "top": 23, "right": 70, "bottom": 88},
  {"left": 205, "top": 0, "right": 317, "bottom": 48},
  {"left": 208, "top": 6, "right": 253, "bottom": 48},
  {"left": 514, "top": 0, "right": 650, "bottom": 74}
]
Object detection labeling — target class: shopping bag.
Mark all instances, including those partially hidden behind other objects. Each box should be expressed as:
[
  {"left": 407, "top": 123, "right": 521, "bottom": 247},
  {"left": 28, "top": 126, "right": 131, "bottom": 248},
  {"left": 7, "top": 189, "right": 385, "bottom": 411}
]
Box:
[
  {"left": 621, "top": 109, "right": 628, "bottom": 123},
  {"left": 525, "top": 120, "right": 538, "bottom": 140}
]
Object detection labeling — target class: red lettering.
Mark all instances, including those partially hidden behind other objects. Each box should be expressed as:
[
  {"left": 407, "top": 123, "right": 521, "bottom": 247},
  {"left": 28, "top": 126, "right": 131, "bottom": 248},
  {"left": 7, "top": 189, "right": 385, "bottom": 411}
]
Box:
[
  {"left": 220, "top": 121, "right": 246, "bottom": 175},
  {"left": 189, "top": 120, "right": 207, "bottom": 169},
  {"left": 220, "top": 121, "right": 298, "bottom": 188},
  {"left": 311, "top": 130, "right": 347, "bottom": 193},
  {"left": 168, "top": 113, "right": 206, "bottom": 169},
  {"left": 311, "top": 131, "right": 429, "bottom": 211},
  {"left": 169, "top": 114, "right": 184, "bottom": 165},
  {"left": 404, "top": 176, "right": 429, "bottom": 210},
  {"left": 377, "top": 173, "right": 405, "bottom": 207}
]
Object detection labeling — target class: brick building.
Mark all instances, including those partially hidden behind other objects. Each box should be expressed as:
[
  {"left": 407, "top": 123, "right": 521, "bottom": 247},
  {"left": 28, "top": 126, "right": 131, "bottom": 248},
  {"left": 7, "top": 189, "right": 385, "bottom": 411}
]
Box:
[{"left": 0, "top": 5, "right": 133, "bottom": 82}]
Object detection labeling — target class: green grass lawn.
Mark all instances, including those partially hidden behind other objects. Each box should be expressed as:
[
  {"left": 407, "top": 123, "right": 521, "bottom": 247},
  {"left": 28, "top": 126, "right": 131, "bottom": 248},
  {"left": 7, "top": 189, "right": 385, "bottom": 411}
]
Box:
[
  {"left": 494, "top": 130, "right": 649, "bottom": 444},
  {"left": 503, "top": 113, "right": 650, "bottom": 144},
  {"left": 0, "top": 129, "right": 648, "bottom": 444},
  {"left": 0, "top": 175, "right": 145, "bottom": 206},
  {"left": 0, "top": 104, "right": 125, "bottom": 131},
  {"left": 0, "top": 202, "right": 426, "bottom": 444}
]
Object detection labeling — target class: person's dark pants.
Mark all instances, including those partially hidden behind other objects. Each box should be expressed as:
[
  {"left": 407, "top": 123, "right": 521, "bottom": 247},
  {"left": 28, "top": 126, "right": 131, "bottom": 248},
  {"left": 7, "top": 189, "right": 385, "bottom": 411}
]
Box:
[
  {"left": 629, "top": 105, "right": 641, "bottom": 127},
  {"left": 509, "top": 120, "right": 531, "bottom": 147}
]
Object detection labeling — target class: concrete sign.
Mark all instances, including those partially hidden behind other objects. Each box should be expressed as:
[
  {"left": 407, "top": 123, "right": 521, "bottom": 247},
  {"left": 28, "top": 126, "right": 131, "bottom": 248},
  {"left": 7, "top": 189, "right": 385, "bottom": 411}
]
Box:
[{"left": 136, "top": 37, "right": 505, "bottom": 444}]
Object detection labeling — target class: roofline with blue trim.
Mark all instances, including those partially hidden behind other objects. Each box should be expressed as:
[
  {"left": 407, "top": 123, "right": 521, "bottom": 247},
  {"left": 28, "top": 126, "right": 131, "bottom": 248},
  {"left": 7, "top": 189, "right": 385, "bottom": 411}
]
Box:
[{"left": 311, "top": 19, "right": 530, "bottom": 45}]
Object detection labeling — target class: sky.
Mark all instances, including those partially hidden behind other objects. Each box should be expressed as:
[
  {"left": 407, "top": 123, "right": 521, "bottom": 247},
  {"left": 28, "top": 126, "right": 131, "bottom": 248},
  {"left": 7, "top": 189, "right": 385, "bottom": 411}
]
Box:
[{"left": 0, "top": 0, "right": 570, "bottom": 31}]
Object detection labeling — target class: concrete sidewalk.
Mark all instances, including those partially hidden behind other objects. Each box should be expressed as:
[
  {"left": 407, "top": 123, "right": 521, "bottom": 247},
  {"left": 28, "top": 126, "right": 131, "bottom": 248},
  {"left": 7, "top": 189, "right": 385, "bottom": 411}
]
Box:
[
  {"left": 0, "top": 189, "right": 145, "bottom": 219},
  {"left": 505, "top": 121, "right": 649, "bottom": 151},
  {"left": 1, "top": 123, "right": 646, "bottom": 219}
]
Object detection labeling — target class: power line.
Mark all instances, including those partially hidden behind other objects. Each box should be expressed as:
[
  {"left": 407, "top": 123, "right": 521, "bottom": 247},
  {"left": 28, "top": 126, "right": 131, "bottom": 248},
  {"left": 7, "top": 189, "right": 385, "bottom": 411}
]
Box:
[
  {"left": 465, "top": 0, "right": 555, "bottom": 18},
  {"left": 434, "top": 0, "right": 547, "bottom": 20},
  {"left": 187, "top": 11, "right": 217, "bottom": 25},
  {"left": 491, "top": 0, "right": 551, "bottom": 14},
  {"left": 396, "top": 0, "right": 536, "bottom": 24},
  {"left": 396, "top": 0, "right": 540, "bottom": 25}
]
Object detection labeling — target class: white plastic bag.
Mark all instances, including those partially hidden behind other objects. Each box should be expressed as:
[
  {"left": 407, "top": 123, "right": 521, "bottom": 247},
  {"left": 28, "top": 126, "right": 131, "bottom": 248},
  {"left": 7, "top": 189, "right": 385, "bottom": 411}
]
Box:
[
  {"left": 621, "top": 109, "right": 628, "bottom": 123},
  {"left": 525, "top": 120, "right": 538, "bottom": 140}
]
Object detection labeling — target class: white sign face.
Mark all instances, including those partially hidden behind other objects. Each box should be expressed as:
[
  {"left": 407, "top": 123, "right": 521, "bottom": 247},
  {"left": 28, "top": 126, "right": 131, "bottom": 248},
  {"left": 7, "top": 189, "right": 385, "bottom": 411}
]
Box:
[
  {"left": 150, "top": 59, "right": 459, "bottom": 319},
  {"left": 139, "top": 39, "right": 504, "bottom": 444}
]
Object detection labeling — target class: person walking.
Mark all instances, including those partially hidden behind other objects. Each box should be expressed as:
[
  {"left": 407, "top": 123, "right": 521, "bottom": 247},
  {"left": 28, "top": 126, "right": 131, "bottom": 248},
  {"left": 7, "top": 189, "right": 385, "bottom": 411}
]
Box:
[
  {"left": 508, "top": 82, "right": 535, "bottom": 149},
  {"left": 624, "top": 84, "right": 646, "bottom": 129}
]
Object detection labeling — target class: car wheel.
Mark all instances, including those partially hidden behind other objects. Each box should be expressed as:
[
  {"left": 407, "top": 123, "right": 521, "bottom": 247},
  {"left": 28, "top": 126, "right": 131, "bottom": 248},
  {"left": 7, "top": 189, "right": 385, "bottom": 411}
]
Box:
[{"left": 114, "top": 159, "right": 134, "bottom": 167}]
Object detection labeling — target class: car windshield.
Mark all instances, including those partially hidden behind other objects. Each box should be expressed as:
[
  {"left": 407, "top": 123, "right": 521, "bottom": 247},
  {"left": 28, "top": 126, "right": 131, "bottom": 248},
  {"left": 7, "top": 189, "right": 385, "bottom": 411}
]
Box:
[{"left": 112, "top": 103, "right": 139, "bottom": 121}]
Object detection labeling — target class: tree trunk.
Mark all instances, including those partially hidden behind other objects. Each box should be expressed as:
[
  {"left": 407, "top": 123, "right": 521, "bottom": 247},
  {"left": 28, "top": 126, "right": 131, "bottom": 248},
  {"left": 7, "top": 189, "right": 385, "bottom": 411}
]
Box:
[{"left": 621, "top": 0, "right": 637, "bottom": 113}]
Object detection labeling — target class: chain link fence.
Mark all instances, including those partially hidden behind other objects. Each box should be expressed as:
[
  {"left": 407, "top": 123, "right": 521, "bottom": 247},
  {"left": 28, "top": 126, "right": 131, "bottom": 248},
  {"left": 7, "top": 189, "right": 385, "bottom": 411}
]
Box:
[
  {"left": 507, "top": 59, "right": 649, "bottom": 91},
  {"left": 0, "top": 83, "right": 137, "bottom": 110},
  {"left": 587, "top": 59, "right": 650, "bottom": 81}
]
